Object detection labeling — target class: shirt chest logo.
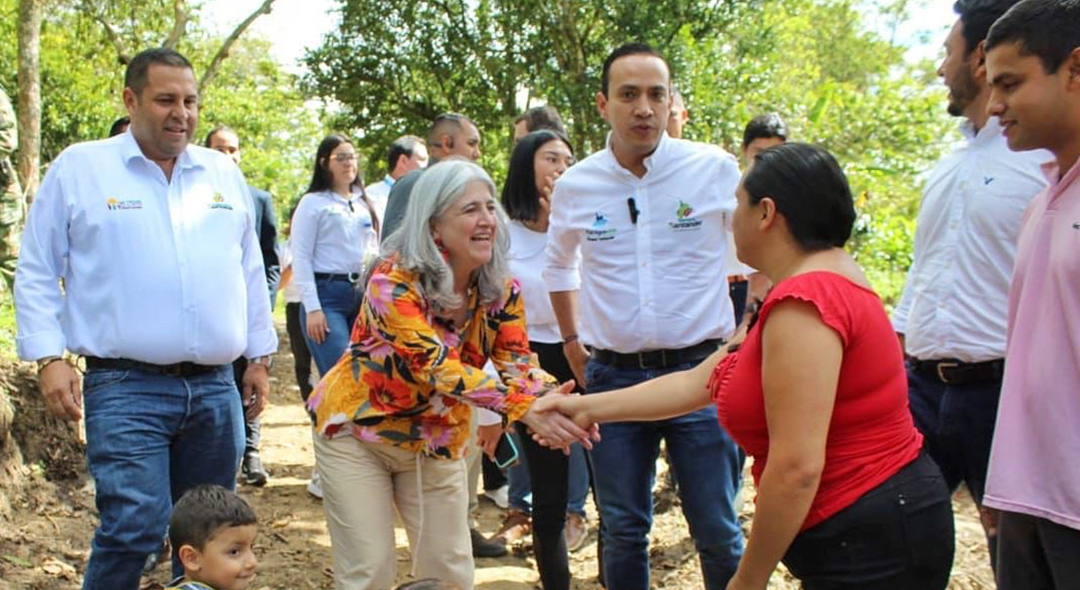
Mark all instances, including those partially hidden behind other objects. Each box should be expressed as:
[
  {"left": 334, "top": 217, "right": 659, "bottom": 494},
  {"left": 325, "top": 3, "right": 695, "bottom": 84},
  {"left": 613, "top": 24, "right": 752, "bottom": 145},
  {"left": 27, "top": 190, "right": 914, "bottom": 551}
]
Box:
[
  {"left": 106, "top": 197, "right": 143, "bottom": 211},
  {"left": 668, "top": 201, "right": 702, "bottom": 231},
  {"left": 209, "top": 194, "right": 234, "bottom": 210},
  {"left": 585, "top": 212, "right": 616, "bottom": 241}
]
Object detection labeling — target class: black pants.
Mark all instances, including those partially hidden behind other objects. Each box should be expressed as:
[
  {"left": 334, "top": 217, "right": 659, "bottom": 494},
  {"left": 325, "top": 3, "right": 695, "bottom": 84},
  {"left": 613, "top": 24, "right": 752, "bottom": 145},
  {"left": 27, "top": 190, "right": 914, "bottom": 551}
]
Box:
[
  {"left": 997, "top": 510, "right": 1080, "bottom": 590},
  {"left": 782, "top": 452, "right": 955, "bottom": 590},
  {"left": 515, "top": 340, "right": 600, "bottom": 590},
  {"left": 286, "top": 301, "right": 316, "bottom": 423}
]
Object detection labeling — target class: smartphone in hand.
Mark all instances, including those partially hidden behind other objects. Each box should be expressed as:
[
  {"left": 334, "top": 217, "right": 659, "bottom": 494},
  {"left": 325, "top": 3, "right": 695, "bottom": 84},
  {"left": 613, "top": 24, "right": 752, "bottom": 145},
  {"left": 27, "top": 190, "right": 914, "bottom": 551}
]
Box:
[{"left": 494, "top": 432, "right": 520, "bottom": 469}]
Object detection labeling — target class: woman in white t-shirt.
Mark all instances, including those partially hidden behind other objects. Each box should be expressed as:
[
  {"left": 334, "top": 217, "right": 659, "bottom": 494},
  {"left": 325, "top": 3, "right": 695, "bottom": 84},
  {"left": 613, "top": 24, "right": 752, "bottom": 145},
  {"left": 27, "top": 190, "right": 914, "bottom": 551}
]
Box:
[
  {"left": 500, "top": 129, "right": 592, "bottom": 589},
  {"left": 290, "top": 134, "right": 380, "bottom": 375}
]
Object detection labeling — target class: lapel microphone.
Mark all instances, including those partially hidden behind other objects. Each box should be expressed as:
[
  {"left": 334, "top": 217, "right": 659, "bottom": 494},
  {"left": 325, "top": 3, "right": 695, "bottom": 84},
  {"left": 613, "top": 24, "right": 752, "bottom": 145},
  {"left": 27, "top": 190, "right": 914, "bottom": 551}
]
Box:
[{"left": 627, "top": 197, "right": 639, "bottom": 224}]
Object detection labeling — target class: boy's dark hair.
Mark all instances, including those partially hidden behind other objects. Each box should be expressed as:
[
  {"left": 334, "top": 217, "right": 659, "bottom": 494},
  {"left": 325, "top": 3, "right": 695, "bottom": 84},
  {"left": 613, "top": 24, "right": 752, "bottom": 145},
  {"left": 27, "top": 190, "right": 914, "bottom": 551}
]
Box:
[
  {"left": 953, "top": 0, "right": 1024, "bottom": 55},
  {"left": 742, "top": 113, "right": 788, "bottom": 149},
  {"left": 124, "top": 48, "right": 193, "bottom": 97},
  {"left": 387, "top": 135, "right": 425, "bottom": 172},
  {"left": 108, "top": 117, "right": 130, "bottom": 138},
  {"left": 501, "top": 129, "right": 572, "bottom": 223},
  {"left": 986, "top": 0, "right": 1080, "bottom": 73},
  {"left": 203, "top": 124, "right": 236, "bottom": 148},
  {"left": 600, "top": 42, "right": 667, "bottom": 97},
  {"left": 743, "top": 142, "right": 855, "bottom": 252},
  {"left": 169, "top": 485, "right": 257, "bottom": 551},
  {"left": 513, "top": 106, "right": 567, "bottom": 136}
]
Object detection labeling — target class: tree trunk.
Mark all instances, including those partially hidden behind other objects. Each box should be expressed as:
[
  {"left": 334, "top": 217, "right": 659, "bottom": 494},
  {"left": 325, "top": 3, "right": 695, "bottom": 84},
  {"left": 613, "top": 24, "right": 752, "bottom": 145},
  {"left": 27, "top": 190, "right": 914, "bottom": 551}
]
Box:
[{"left": 16, "top": 0, "right": 44, "bottom": 201}]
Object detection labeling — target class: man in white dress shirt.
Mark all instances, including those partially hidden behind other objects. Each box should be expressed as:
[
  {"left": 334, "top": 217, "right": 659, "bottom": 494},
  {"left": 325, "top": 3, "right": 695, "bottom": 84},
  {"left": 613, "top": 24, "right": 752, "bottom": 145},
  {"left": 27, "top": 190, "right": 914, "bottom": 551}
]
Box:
[
  {"left": 364, "top": 134, "right": 428, "bottom": 221},
  {"left": 545, "top": 43, "right": 744, "bottom": 590},
  {"left": 14, "top": 48, "right": 277, "bottom": 590},
  {"left": 892, "top": 0, "right": 1049, "bottom": 568}
]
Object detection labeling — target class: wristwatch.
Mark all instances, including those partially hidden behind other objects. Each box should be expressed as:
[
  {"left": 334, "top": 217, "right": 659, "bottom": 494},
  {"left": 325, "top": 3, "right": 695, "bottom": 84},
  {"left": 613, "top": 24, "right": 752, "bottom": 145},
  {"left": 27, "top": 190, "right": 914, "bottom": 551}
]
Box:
[
  {"left": 35, "top": 356, "right": 64, "bottom": 373},
  {"left": 248, "top": 355, "right": 273, "bottom": 369}
]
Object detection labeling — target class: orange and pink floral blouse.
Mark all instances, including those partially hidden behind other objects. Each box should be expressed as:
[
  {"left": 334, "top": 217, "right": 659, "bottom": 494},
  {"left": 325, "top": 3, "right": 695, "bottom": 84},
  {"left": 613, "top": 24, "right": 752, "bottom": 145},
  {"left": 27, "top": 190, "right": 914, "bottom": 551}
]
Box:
[{"left": 307, "top": 257, "right": 555, "bottom": 459}]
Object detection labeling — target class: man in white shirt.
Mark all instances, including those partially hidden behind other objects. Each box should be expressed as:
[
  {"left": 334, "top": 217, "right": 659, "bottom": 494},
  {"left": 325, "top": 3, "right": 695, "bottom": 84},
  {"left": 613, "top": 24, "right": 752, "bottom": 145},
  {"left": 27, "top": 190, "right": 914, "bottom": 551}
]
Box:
[
  {"left": 364, "top": 134, "right": 428, "bottom": 221},
  {"left": 14, "top": 48, "right": 277, "bottom": 590},
  {"left": 892, "top": 0, "right": 1048, "bottom": 568},
  {"left": 545, "top": 43, "right": 744, "bottom": 590}
]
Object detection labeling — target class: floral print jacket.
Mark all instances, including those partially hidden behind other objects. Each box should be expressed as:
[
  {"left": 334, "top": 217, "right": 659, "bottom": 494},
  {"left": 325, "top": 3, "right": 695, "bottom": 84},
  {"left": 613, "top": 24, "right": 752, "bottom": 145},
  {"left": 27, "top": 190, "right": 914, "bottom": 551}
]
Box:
[{"left": 308, "top": 258, "right": 555, "bottom": 459}]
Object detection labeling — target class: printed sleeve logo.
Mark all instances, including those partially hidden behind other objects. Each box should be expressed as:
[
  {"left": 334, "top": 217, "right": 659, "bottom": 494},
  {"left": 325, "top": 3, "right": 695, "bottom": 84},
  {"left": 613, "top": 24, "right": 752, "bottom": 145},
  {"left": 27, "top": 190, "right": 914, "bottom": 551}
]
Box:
[
  {"left": 209, "top": 193, "right": 234, "bottom": 210},
  {"left": 586, "top": 212, "right": 616, "bottom": 241},
  {"left": 669, "top": 200, "right": 702, "bottom": 231},
  {"left": 106, "top": 197, "right": 143, "bottom": 211}
]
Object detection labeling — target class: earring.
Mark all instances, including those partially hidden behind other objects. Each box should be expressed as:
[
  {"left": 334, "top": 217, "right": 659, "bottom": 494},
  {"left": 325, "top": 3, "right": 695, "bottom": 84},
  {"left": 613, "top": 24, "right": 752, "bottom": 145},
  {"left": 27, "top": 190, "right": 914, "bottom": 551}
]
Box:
[{"left": 434, "top": 238, "right": 450, "bottom": 262}]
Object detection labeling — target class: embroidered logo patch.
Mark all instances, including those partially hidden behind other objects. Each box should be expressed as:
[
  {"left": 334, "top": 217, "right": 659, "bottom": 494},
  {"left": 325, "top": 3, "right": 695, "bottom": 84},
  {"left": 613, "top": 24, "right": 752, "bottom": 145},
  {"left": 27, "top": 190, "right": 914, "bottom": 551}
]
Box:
[
  {"left": 586, "top": 212, "right": 616, "bottom": 241},
  {"left": 668, "top": 200, "right": 702, "bottom": 231},
  {"left": 106, "top": 197, "right": 143, "bottom": 211},
  {"left": 209, "top": 194, "right": 234, "bottom": 210}
]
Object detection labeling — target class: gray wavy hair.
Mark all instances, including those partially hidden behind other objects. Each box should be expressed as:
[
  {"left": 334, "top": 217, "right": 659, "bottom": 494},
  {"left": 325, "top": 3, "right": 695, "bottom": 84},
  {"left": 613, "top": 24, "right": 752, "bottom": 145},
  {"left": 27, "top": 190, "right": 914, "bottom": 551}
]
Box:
[{"left": 382, "top": 160, "right": 511, "bottom": 310}]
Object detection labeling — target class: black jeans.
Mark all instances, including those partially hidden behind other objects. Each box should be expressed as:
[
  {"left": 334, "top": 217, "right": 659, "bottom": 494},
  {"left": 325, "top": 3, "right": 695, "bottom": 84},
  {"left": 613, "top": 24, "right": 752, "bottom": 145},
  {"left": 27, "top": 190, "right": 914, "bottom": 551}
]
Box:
[
  {"left": 515, "top": 340, "right": 599, "bottom": 590},
  {"left": 997, "top": 510, "right": 1080, "bottom": 590},
  {"left": 782, "top": 452, "right": 955, "bottom": 590},
  {"left": 285, "top": 301, "right": 315, "bottom": 423}
]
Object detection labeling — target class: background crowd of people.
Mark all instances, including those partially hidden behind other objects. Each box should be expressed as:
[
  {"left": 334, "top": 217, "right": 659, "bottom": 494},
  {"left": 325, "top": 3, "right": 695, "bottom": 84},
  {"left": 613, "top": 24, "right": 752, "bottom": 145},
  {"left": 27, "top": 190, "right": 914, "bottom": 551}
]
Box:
[{"left": 8, "top": 0, "right": 1080, "bottom": 589}]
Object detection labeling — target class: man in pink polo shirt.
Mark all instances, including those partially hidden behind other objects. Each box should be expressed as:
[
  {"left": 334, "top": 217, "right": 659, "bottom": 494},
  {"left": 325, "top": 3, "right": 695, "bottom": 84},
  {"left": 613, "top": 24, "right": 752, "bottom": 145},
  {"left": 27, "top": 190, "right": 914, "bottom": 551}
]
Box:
[{"left": 983, "top": 1, "right": 1080, "bottom": 587}]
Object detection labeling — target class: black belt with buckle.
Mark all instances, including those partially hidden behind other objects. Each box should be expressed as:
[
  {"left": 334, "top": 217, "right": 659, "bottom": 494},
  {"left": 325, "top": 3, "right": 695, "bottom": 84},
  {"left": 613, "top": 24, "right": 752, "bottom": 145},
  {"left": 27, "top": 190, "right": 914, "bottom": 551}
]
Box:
[
  {"left": 592, "top": 339, "right": 723, "bottom": 371},
  {"left": 910, "top": 358, "right": 1004, "bottom": 385},
  {"left": 314, "top": 272, "right": 362, "bottom": 283},
  {"left": 84, "top": 356, "right": 222, "bottom": 378}
]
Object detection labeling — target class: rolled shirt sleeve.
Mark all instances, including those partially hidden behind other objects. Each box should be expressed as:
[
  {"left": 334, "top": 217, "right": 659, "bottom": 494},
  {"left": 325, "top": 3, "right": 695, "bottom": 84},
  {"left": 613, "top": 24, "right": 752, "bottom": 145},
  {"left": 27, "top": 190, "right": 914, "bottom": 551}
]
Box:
[{"left": 543, "top": 179, "right": 583, "bottom": 293}]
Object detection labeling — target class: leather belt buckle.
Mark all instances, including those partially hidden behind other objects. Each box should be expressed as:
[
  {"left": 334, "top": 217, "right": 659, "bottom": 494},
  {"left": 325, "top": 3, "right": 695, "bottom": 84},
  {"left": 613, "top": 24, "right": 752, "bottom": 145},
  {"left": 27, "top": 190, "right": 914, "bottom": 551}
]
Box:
[{"left": 936, "top": 361, "right": 959, "bottom": 384}]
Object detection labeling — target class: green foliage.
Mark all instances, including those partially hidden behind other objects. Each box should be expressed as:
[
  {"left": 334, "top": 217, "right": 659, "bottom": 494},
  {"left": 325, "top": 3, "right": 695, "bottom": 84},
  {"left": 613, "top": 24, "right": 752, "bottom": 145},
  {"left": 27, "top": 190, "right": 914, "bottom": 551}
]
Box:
[{"left": 0, "top": 0, "right": 322, "bottom": 216}]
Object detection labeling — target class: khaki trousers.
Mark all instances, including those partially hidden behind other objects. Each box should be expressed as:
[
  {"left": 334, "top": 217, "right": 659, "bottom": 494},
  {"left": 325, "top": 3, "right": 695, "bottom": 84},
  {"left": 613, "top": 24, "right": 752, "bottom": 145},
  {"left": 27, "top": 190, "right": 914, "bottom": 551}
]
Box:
[{"left": 315, "top": 435, "right": 474, "bottom": 590}]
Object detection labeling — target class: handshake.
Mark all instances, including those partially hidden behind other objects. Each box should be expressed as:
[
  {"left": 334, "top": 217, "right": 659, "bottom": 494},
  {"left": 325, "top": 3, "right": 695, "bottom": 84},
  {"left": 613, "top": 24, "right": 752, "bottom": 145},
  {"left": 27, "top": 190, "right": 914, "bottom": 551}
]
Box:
[{"left": 517, "top": 381, "right": 601, "bottom": 454}]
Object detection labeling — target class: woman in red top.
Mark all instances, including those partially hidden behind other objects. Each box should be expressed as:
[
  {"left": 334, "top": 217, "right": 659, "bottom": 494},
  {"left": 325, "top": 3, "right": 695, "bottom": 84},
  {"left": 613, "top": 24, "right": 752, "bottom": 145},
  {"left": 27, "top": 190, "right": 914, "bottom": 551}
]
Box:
[{"left": 546, "top": 143, "right": 954, "bottom": 589}]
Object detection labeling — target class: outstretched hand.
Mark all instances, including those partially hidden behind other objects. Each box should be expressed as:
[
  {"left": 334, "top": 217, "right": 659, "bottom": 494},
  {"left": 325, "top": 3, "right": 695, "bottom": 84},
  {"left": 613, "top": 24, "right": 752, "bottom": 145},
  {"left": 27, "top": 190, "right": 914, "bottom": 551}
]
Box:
[{"left": 521, "top": 381, "right": 599, "bottom": 454}]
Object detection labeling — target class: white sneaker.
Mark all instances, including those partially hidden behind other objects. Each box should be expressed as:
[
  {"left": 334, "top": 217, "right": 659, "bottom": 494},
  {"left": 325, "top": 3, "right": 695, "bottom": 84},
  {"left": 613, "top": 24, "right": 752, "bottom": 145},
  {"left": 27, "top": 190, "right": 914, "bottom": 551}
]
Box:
[
  {"left": 307, "top": 469, "right": 324, "bottom": 499},
  {"left": 484, "top": 484, "right": 509, "bottom": 509}
]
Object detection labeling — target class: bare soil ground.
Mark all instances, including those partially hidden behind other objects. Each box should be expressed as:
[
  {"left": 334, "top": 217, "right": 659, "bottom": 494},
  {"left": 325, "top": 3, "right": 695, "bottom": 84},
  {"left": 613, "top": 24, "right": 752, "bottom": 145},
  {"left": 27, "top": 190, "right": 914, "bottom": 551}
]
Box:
[{"left": 0, "top": 323, "right": 995, "bottom": 589}]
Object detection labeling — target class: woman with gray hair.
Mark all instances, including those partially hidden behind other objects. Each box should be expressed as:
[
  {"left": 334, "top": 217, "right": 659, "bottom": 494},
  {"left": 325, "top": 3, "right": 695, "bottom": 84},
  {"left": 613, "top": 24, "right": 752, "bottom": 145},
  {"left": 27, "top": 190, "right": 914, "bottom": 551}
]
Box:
[{"left": 307, "top": 159, "right": 595, "bottom": 590}]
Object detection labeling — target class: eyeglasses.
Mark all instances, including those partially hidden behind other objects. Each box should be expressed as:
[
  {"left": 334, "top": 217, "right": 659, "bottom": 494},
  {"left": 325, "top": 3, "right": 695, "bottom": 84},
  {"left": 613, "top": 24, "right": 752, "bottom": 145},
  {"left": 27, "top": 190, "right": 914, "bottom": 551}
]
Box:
[{"left": 333, "top": 153, "right": 358, "bottom": 163}]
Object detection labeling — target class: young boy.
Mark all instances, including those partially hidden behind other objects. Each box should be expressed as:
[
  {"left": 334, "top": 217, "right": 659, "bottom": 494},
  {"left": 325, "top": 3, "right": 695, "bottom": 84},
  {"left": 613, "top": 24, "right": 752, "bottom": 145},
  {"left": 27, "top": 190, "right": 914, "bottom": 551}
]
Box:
[
  {"left": 983, "top": 1, "right": 1080, "bottom": 587},
  {"left": 165, "top": 485, "right": 259, "bottom": 590}
]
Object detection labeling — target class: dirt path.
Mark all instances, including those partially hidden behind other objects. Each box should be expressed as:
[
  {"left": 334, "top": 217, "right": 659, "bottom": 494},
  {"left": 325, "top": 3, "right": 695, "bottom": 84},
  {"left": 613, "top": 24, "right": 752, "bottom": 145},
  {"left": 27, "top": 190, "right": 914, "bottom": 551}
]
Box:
[{"left": 0, "top": 322, "right": 995, "bottom": 589}]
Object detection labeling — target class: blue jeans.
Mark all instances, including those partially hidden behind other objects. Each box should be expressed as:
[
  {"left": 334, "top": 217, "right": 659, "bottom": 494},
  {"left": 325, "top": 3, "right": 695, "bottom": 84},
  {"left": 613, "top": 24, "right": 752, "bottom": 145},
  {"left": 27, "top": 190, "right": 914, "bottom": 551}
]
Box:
[
  {"left": 300, "top": 278, "right": 363, "bottom": 375},
  {"left": 586, "top": 358, "right": 744, "bottom": 590},
  {"left": 81, "top": 366, "right": 244, "bottom": 590},
  {"left": 508, "top": 440, "right": 589, "bottom": 518}
]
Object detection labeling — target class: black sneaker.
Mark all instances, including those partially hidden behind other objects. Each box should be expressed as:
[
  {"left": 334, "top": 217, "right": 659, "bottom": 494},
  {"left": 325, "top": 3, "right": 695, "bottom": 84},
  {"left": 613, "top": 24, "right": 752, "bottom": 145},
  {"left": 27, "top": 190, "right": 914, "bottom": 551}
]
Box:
[
  {"left": 470, "top": 528, "right": 507, "bottom": 558},
  {"left": 241, "top": 453, "right": 269, "bottom": 487}
]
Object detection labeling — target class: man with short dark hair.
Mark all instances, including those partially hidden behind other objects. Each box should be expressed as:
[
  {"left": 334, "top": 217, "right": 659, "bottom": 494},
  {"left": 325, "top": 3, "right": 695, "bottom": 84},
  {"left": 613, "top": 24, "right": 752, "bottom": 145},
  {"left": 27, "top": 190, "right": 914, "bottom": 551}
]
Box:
[
  {"left": 892, "top": 0, "right": 1049, "bottom": 570},
  {"left": 205, "top": 124, "right": 281, "bottom": 487},
  {"left": 545, "top": 42, "right": 744, "bottom": 589},
  {"left": 365, "top": 134, "right": 428, "bottom": 220},
  {"left": 108, "top": 116, "right": 131, "bottom": 137},
  {"left": 513, "top": 105, "right": 567, "bottom": 144},
  {"left": 741, "top": 113, "right": 787, "bottom": 161},
  {"left": 982, "top": 0, "right": 1080, "bottom": 585},
  {"left": 380, "top": 113, "right": 481, "bottom": 240},
  {"left": 15, "top": 48, "right": 276, "bottom": 590}
]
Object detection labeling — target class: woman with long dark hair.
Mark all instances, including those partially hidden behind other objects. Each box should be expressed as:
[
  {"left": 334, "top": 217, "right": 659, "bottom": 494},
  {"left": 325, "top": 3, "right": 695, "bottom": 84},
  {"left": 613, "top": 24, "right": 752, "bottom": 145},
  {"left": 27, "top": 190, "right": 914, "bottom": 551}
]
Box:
[
  {"left": 290, "top": 134, "right": 380, "bottom": 377},
  {"left": 497, "top": 129, "right": 593, "bottom": 589}
]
